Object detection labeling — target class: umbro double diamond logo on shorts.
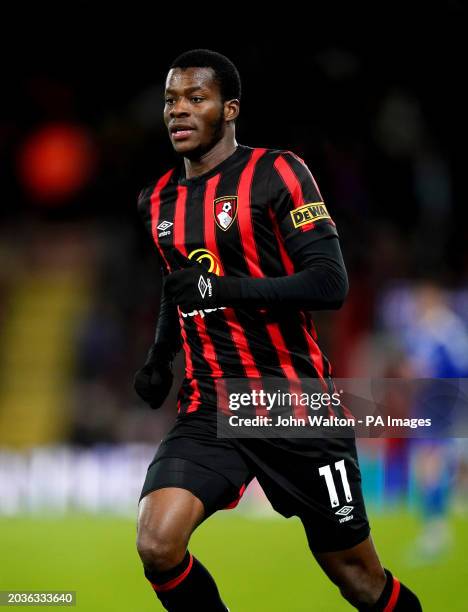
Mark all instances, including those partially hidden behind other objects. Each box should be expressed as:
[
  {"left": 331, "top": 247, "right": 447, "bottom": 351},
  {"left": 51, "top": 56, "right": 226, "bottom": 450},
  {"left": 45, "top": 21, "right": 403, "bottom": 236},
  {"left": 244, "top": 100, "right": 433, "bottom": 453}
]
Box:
[{"left": 335, "top": 506, "right": 354, "bottom": 516}]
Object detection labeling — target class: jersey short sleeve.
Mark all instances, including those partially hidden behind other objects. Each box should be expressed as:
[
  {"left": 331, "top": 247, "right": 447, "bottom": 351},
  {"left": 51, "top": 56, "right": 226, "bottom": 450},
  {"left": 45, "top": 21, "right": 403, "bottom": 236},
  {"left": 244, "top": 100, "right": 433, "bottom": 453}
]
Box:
[{"left": 268, "top": 151, "right": 338, "bottom": 261}]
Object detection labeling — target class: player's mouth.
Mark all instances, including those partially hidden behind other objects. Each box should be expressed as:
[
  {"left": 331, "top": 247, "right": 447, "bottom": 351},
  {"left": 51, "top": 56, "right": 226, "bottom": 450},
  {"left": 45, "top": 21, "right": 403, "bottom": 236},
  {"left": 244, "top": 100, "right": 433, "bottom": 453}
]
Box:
[{"left": 170, "top": 124, "right": 196, "bottom": 141}]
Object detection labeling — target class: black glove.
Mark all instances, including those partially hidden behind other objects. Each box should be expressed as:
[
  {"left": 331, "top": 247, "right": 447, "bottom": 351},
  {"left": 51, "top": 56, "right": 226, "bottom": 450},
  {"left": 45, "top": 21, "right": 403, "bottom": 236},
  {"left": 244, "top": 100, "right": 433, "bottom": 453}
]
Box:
[
  {"left": 164, "top": 249, "right": 221, "bottom": 309},
  {"left": 133, "top": 344, "right": 174, "bottom": 410}
]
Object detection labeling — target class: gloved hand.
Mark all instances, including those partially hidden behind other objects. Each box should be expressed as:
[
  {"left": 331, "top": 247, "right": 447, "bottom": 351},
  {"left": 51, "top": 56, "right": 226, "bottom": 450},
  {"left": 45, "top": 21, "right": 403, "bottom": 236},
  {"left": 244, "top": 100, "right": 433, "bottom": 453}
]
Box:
[
  {"left": 133, "top": 344, "right": 174, "bottom": 409},
  {"left": 164, "top": 249, "right": 220, "bottom": 309}
]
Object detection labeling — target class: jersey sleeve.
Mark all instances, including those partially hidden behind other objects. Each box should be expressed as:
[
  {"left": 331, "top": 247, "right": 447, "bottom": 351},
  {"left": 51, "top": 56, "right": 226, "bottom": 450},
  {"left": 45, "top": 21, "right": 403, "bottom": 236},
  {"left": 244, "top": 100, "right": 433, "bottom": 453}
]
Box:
[
  {"left": 217, "top": 235, "right": 348, "bottom": 310},
  {"left": 268, "top": 151, "right": 338, "bottom": 263}
]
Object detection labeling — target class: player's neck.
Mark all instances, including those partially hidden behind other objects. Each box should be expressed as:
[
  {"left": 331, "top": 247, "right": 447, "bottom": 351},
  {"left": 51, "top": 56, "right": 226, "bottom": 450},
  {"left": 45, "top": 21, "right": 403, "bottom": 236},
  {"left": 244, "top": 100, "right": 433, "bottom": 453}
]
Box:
[{"left": 183, "top": 138, "right": 238, "bottom": 180}]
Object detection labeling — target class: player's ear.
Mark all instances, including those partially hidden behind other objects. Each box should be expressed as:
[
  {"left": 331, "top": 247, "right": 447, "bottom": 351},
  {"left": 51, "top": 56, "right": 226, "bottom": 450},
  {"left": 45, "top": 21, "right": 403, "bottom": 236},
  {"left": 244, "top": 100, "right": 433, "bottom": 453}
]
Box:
[{"left": 224, "top": 99, "right": 240, "bottom": 122}]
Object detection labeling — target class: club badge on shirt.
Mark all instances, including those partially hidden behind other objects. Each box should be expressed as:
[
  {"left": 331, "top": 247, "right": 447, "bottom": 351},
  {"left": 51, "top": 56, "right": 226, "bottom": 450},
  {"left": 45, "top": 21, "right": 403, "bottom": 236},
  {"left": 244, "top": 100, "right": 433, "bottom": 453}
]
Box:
[{"left": 214, "top": 196, "right": 238, "bottom": 231}]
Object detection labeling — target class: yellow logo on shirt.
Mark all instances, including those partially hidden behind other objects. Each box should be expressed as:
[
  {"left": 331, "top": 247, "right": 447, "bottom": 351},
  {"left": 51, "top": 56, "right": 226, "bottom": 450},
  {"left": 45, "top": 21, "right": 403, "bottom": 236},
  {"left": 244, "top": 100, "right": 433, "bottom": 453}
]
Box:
[
  {"left": 187, "top": 248, "right": 222, "bottom": 275},
  {"left": 290, "top": 202, "right": 330, "bottom": 228}
]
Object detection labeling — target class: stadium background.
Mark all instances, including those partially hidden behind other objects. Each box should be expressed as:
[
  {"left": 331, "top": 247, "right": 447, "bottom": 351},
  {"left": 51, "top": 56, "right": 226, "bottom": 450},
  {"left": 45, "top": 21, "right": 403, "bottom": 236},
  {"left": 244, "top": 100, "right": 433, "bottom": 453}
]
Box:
[{"left": 1, "top": 6, "right": 467, "bottom": 610}]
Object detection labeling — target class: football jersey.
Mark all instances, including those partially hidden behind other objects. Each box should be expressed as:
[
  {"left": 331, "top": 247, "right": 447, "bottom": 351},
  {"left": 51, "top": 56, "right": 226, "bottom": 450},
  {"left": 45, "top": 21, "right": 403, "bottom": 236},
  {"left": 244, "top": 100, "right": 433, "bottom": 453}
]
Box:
[{"left": 138, "top": 144, "right": 338, "bottom": 386}]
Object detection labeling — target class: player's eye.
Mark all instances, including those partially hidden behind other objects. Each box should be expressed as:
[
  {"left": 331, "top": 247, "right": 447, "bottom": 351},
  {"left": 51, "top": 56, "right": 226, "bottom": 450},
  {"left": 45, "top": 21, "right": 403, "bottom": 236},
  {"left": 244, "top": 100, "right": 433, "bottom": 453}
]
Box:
[
  {"left": 165, "top": 98, "right": 175, "bottom": 105},
  {"left": 191, "top": 97, "right": 204, "bottom": 103}
]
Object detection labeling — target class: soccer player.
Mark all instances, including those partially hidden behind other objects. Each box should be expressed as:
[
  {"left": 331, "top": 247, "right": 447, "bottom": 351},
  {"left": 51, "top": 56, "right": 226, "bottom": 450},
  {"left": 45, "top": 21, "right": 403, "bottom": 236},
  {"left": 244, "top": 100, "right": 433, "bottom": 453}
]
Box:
[
  {"left": 135, "top": 49, "right": 422, "bottom": 611},
  {"left": 403, "top": 283, "right": 468, "bottom": 562}
]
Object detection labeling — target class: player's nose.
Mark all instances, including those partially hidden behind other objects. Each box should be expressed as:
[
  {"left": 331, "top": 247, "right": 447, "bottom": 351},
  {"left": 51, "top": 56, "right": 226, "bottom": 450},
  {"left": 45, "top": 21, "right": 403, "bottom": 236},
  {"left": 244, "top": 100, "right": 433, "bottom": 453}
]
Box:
[{"left": 169, "top": 99, "right": 191, "bottom": 118}]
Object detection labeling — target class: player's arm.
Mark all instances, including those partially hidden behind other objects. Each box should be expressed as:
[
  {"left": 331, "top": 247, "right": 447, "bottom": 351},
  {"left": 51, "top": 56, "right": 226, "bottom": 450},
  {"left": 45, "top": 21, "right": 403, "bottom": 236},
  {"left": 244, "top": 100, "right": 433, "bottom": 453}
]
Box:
[
  {"left": 147, "top": 279, "right": 183, "bottom": 364},
  {"left": 165, "top": 153, "right": 348, "bottom": 310},
  {"left": 134, "top": 187, "right": 182, "bottom": 409},
  {"left": 134, "top": 281, "right": 182, "bottom": 409},
  {"left": 216, "top": 236, "right": 347, "bottom": 309}
]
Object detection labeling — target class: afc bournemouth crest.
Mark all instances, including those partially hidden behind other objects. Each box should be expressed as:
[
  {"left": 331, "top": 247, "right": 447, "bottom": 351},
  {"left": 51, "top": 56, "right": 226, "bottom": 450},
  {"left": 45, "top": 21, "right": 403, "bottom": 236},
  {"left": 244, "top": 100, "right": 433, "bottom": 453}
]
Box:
[{"left": 214, "top": 196, "right": 238, "bottom": 231}]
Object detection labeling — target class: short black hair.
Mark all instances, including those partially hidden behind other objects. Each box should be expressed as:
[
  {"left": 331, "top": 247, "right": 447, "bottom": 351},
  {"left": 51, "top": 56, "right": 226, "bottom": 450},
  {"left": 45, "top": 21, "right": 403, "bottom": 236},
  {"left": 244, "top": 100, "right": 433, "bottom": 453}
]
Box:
[{"left": 169, "top": 49, "right": 241, "bottom": 102}]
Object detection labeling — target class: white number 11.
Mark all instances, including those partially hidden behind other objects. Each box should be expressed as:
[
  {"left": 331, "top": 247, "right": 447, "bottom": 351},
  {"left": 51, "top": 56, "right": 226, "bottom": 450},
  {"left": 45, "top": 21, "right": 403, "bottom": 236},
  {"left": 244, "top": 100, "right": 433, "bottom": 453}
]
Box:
[{"left": 318, "top": 460, "right": 353, "bottom": 508}]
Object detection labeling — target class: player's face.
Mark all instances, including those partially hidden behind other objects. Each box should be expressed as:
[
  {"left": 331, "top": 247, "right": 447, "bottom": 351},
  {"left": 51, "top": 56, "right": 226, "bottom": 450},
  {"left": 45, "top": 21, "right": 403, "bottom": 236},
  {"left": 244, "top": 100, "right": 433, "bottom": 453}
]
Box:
[{"left": 164, "top": 67, "right": 227, "bottom": 158}]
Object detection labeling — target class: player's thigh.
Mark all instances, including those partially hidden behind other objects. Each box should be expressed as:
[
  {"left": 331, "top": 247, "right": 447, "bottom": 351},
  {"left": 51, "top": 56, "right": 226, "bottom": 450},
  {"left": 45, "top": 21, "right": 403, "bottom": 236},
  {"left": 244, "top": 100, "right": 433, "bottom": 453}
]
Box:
[{"left": 137, "top": 485, "right": 205, "bottom": 552}]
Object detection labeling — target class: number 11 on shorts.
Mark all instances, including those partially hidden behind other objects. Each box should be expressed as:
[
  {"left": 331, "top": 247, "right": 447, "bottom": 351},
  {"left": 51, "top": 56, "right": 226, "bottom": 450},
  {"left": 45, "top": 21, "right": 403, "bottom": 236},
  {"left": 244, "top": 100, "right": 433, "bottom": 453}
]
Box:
[{"left": 319, "top": 460, "right": 353, "bottom": 508}]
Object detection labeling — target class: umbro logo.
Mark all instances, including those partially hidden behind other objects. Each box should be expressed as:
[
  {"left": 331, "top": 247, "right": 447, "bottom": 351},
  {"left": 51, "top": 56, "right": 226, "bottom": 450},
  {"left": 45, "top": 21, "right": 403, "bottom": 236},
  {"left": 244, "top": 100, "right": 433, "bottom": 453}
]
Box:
[
  {"left": 157, "top": 221, "right": 173, "bottom": 237},
  {"left": 198, "top": 275, "right": 212, "bottom": 299},
  {"left": 335, "top": 505, "right": 354, "bottom": 523},
  {"left": 335, "top": 506, "right": 353, "bottom": 516}
]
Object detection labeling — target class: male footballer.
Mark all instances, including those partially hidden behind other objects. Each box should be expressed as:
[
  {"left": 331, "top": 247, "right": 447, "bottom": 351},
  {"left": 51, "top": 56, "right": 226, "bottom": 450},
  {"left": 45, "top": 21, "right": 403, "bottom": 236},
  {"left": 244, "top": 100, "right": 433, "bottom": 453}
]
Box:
[{"left": 134, "top": 49, "right": 422, "bottom": 611}]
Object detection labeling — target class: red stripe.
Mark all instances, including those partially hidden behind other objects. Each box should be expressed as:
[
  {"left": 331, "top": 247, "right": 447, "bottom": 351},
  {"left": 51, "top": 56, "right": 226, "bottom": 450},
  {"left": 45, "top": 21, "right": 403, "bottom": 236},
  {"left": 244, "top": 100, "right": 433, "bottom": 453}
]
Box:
[
  {"left": 193, "top": 316, "right": 224, "bottom": 377},
  {"left": 203, "top": 174, "right": 224, "bottom": 272},
  {"left": 185, "top": 378, "right": 202, "bottom": 414},
  {"left": 237, "top": 148, "right": 267, "bottom": 277},
  {"left": 223, "top": 310, "right": 261, "bottom": 377},
  {"left": 300, "top": 324, "right": 333, "bottom": 414},
  {"left": 204, "top": 174, "right": 260, "bottom": 378},
  {"left": 273, "top": 155, "right": 313, "bottom": 234},
  {"left": 179, "top": 321, "right": 201, "bottom": 413},
  {"left": 383, "top": 577, "right": 401, "bottom": 612},
  {"left": 273, "top": 155, "right": 304, "bottom": 207},
  {"left": 173, "top": 184, "right": 188, "bottom": 255},
  {"left": 179, "top": 318, "right": 194, "bottom": 378},
  {"left": 150, "top": 553, "right": 194, "bottom": 592},
  {"left": 287, "top": 379, "right": 308, "bottom": 421},
  {"left": 264, "top": 322, "right": 299, "bottom": 380},
  {"left": 216, "top": 378, "right": 230, "bottom": 416},
  {"left": 250, "top": 378, "right": 268, "bottom": 418},
  {"left": 267, "top": 207, "right": 295, "bottom": 275},
  {"left": 149, "top": 168, "right": 174, "bottom": 268},
  {"left": 301, "top": 322, "right": 325, "bottom": 379},
  {"left": 298, "top": 312, "right": 327, "bottom": 383},
  {"left": 263, "top": 325, "right": 309, "bottom": 420},
  {"left": 224, "top": 483, "right": 247, "bottom": 509}
]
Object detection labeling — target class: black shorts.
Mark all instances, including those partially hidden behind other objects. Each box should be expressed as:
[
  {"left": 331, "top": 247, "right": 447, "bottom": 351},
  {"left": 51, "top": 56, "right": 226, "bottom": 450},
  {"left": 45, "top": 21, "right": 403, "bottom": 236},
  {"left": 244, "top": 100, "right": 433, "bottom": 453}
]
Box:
[{"left": 140, "top": 412, "right": 370, "bottom": 553}]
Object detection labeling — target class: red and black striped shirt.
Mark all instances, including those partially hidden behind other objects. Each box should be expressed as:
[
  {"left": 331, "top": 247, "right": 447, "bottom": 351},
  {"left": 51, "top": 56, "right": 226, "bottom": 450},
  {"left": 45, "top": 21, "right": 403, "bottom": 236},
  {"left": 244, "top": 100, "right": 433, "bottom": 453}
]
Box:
[{"left": 138, "top": 144, "right": 339, "bottom": 392}]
